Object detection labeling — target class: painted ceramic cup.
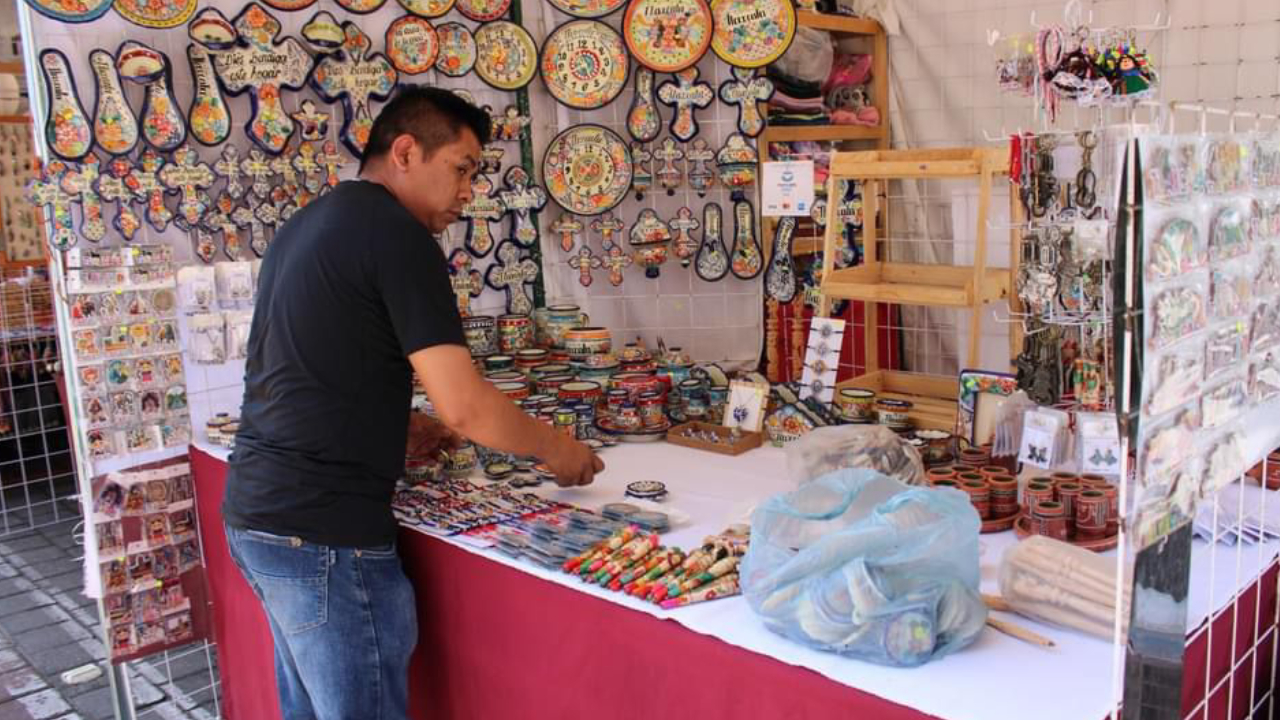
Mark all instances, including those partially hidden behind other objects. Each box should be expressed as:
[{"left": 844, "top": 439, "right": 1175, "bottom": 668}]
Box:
[
  {"left": 616, "top": 402, "right": 641, "bottom": 431},
  {"left": 1056, "top": 482, "right": 1083, "bottom": 531},
  {"left": 959, "top": 447, "right": 990, "bottom": 467},
  {"left": 1023, "top": 481, "right": 1054, "bottom": 516},
  {"left": 497, "top": 313, "right": 535, "bottom": 353},
  {"left": 638, "top": 391, "right": 665, "bottom": 428},
  {"left": 875, "top": 398, "right": 912, "bottom": 428},
  {"left": 836, "top": 388, "right": 876, "bottom": 422},
  {"left": 926, "top": 467, "right": 956, "bottom": 485},
  {"left": 564, "top": 326, "right": 612, "bottom": 361},
  {"left": 1032, "top": 501, "right": 1068, "bottom": 541},
  {"left": 494, "top": 380, "right": 530, "bottom": 401},
  {"left": 1075, "top": 489, "right": 1108, "bottom": 539},
  {"left": 483, "top": 355, "right": 514, "bottom": 373},
  {"left": 558, "top": 380, "right": 603, "bottom": 406},
  {"left": 461, "top": 315, "right": 497, "bottom": 357},
  {"left": 544, "top": 304, "right": 588, "bottom": 349},
  {"left": 915, "top": 429, "right": 954, "bottom": 464},
  {"left": 960, "top": 479, "right": 990, "bottom": 520},
  {"left": 986, "top": 475, "right": 1019, "bottom": 518}
]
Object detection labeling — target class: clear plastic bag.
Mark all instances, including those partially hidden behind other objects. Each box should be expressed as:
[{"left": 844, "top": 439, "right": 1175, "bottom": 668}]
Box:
[
  {"left": 740, "top": 469, "right": 986, "bottom": 667},
  {"left": 784, "top": 424, "right": 926, "bottom": 488},
  {"left": 773, "top": 27, "right": 834, "bottom": 85}
]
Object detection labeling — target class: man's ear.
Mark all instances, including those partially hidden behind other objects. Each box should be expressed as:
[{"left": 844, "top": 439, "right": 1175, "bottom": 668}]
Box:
[{"left": 388, "top": 133, "right": 419, "bottom": 171}]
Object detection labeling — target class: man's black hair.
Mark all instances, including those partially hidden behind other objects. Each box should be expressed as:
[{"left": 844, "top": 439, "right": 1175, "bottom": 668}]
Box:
[{"left": 360, "top": 85, "right": 492, "bottom": 172}]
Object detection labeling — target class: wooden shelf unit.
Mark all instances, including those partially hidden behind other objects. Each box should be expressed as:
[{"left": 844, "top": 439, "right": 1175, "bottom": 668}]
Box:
[
  {"left": 760, "top": 124, "right": 888, "bottom": 144},
  {"left": 835, "top": 371, "right": 959, "bottom": 432}
]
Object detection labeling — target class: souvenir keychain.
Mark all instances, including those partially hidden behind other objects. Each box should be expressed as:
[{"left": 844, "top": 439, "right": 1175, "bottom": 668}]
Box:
[
  {"left": 718, "top": 67, "right": 774, "bottom": 138},
  {"left": 186, "top": 45, "right": 232, "bottom": 146},
  {"left": 542, "top": 125, "right": 632, "bottom": 216},
  {"left": 214, "top": 4, "right": 314, "bottom": 154},
  {"left": 695, "top": 202, "right": 729, "bottom": 282},
  {"left": 189, "top": 7, "right": 239, "bottom": 50},
  {"left": 473, "top": 21, "right": 538, "bottom": 91},
  {"left": 669, "top": 207, "right": 699, "bottom": 267},
  {"left": 133, "top": 150, "right": 174, "bottom": 232},
  {"left": 764, "top": 216, "right": 798, "bottom": 301},
  {"left": 448, "top": 248, "right": 484, "bottom": 317},
  {"left": 386, "top": 16, "right": 439, "bottom": 75},
  {"left": 96, "top": 157, "right": 142, "bottom": 241},
  {"left": 40, "top": 50, "right": 92, "bottom": 161},
  {"left": 629, "top": 208, "right": 672, "bottom": 278},
  {"left": 686, "top": 138, "right": 716, "bottom": 197},
  {"left": 730, "top": 197, "right": 763, "bottom": 279},
  {"left": 551, "top": 214, "right": 583, "bottom": 253},
  {"left": 61, "top": 157, "right": 108, "bottom": 243},
  {"left": 499, "top": 167, "right": 547, "bottom": 248},
  {"left": 716, "top": 133, "right": 758, "bottom": 194},
  {"left": 600, "top": 240, "right": 633, "bottom": 286},
  {"left": 88, "top": 49, "right": 139, "bottom": 156},
  {"left": 214, "top": 145, "right": 246, "bottom": 199},
  {"left": 623, "top": 0, "right": 712, "bottom": 73},
  {"left": 540, "top": 20, "right": 629, "bottom": 110},
  {"left": 159, "top": 146, "right": 214, "bottom": 230},
  {"left": 462, "top": 174, "right": 504, "bottom": 257},
  {"left": 485, "top": 240, "right": 540, "bottom": 315},
  {"left": 435, "top": 22, "right": 478, "bottom": 77},
  {"left": 709, "top": 0, "right": 797, "bottom": 69},
  {"left": 657, "top": 68, "right": 714, "bottom": 143},
  {"left": 240, "top": 149, "right": 275, "bottom": 199},
  {"left": 310, "top": 22, "right": 398, "bottom": 157},
  {"left": 116, "top": 43, "right": 187, "bottom": 152},
  {"left": 569, "top": 246, "right": 602, "bottom": 287},
  {"left": 28, "top": 161, "right": 77, "bottom": 250},
  {"left": 631, "top": 143, "right": 653, "bottom": 200},
  {"left": 627, "top": 69, "right": 662, "bottom": 143},
  {"left": 655, "top": 137, "right": 684, "bottom": 196}
]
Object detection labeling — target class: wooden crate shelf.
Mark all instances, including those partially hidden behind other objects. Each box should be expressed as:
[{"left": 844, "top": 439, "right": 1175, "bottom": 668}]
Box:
[
  {"left": 796, "top": 10, "right": 882, "bottom": 35},
  {"left": 836, "top": 371, "right": 959, "bottom": 432},
  {"left": 761, "top": 124, "right": 887, "bottom": 143},
  {"left": 821, "top": 263, "right": 1011, "bottom": 307}
]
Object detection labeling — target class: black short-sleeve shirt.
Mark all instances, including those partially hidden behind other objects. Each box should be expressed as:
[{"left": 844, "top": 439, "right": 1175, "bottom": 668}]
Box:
[{"left": 222, "top": 180, "right": 465, "bottom": 547}]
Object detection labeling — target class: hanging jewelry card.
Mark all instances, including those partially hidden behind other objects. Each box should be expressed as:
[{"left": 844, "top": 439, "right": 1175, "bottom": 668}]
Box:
[
  {"left": 656, "top": 68, "right": 713, "bottom": 143},
  {"left": 695, "top": 202, "right": 729, "bottom": 282},
  {"left": 386, "top": 16, "right": 439, "bottom": 75},
  {"left": 186, "top": 45, "right": 232, "bottom": 146},
  {"left": 89, "top": 49, "right": 138, "bottom": 157},
  {"left": 473, "top": 21, "right": 537, "bottom": 91},
  {"left": 623, "top": 0, "right": 713, "bottom": 73},
  {"left": 543, "top": 124, "right": 633, "bottom": 216},
  {"left": 485, "top": 240, "right": 540, "bottom": 315},
  {"left": 311, "top": 22, "right": 399, "bottom": 157},
  {"left": 800, "top": 317, "right": 844, "bottom": 402},
  {"left": 435, "top": 22, "right": 478, "bottom": 77},
  {"left": 709, "top": 0, "right": 797, "bottom": 68},
  {"left": 626, "top": 68, "right": 662, "bottom": 143},
  {"left": 540, "top": 20, "right": 628, "bottom": 110},
  {"left": 40, "top": 50, "right": 92, "bottom": 162}
]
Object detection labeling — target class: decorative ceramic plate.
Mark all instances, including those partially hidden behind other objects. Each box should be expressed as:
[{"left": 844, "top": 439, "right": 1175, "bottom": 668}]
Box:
[
  {"left": 596, "top": 418, "right": 669, "bottom": 442},
  {"left": 543, "top": 124, "right": 633, "bottom": 216},
  {"left": 335, "top": 0, "right": 387, "bottom": 14},
  {"left": 263, "top": 0, "right": 317, "bottom": 11},
  {"left": 623, "top": 0, "right": 713, "bottom": 73},
  {"left": 709, "top": 0, "right": 796, "bottom": 68},
  {"left": 540, "top": 20, "right": 628, "bottom": 110},
  {"left": 473, "top": 21, "right": 537, "bottom": 91},
  {"left": 456, "top": 0, "right": 510, "bottom": 21},
  {"left": 386, "top": 16, "right": 439, "bottom": 75},
  {"left": 114, "top": 0, "right": 198, "bottom": 29},
  {"left": 546, "top": 0, "right": 625, "bottom": 18},
  {"left": 396, "top": 0, "right": 453, "bottom": 17},
  {"left": 435, "top": 22, "right": 477, "bottom": 77},
  {"left": 25, "top": 0, "right": 112, "bottom": 23}
]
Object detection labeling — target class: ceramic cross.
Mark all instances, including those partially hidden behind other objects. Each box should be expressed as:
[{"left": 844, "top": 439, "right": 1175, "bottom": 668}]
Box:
[
  {"left": 133, "top": 149, "right": 173, "bottom": 232},
  {"left": 39, "top": 50, "right": 92, "bottom": 161},
  {"left": 499, "top": 167, "right": 547, "bottom": 248},
  {"left": 656, "top": 67, "right": 713, "bottom": 143},
  {"left": 600, "top": 240, "right": 633, "bottom": 287},
  {"left": 718, "top": 67, "right": 775, "bottom": 138},
  {"left": 95, "top": 157, "right": 142, "bottom": 241},
  {"left": 730, "top": 197, "right": 763, "bottom": 279},
  {"left": 269, "top": 182, "right": 298, "bottom": 223},
  {"left": 291, "top": 99, "right": 330, "bottom": 142},
  {"left": 669, "top": 206, "right": 700, "bottom": 267},
  {"left": 493, "top": 105, "right": 530, "bottom": 142},
  {"left": 88, "top": 49, "right": 138, "bottom": 156},
  {"left": 631, "top": 142, "right": 653, "bottom": 200},
  {"left": 214, "top": 3, "right": 314, "bottom": 154},
  {"left": 193, "top": 229, "right": 218, "bottom": 264},
  {"left": 60, "top": 156, "right": 108, "bottom": 243},
  {"left": 317, "top": 141, "right": 345, "bottom": 192},
  {"left": 551, "top": 213, "right": 583, "bottom": 253},
  {"left": 591, "top": 213, "right": 625, "bottom": 246},
  {"left": 480, "top": 145, "right": 505, "bottom": 176},
  {"left": 568, "top": 245, "right": 602, "bottom": 287},
  {"left": 627, "top": 68, "right": 661, "bottom": 143},
  {"left": 448, "top": 248, "right": 483, "bottom": 317},
  {"left": 655, "top": 137, "right": 684, "bottom": 196},
  {"left": 186, "top": 44, "right": 232, "bottom": 146},
  {"left": 230, "top": 203, "right": 259, "bottom": 260},
  {"left": 310, "top": 22, "right": 398, "bottom": 157},
  {"left": 240, "top": 149, "right": 275, "bottom": 199},
  {"left": 28, "top": 161, "right": 77, "bottom": 250},
  {"left": 202, "top": 194, "right": 240, "bottom": 262},
  {"left": 270, "top": 152, "right": 298, "bottom": 187},
  {"left": 695, "top": 202, "right": 729, "bottom": 282},
  {"left": 253, "top": 192, "right": 281, "bottom": 256},
  {"left": 214, "top": 144, "right": 246, "bottom": 199},
  {"left": 159, "top": 146, "right": 215, "bottom": 230},
  {"left": 293, "top": 142, "right": 324, "bottom": 194},
  {"left": 686, "top": 138, "right": 715, "bottom": 197},
  {"left": 484, "top": 240, "right": 539, "bottom": 315},
  {"left": 764, "top": 216, "right": 798, "bottom": 302},
  {"left": 461, "top": 174, "right": 504, "bottom": 257}
]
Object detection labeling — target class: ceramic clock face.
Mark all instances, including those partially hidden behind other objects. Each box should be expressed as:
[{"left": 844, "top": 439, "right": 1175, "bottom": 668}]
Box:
[
  {"left": 545, "top": 0, "right": 626, "bottom": 17},
  {"left": 456, "top": 0, "right": 510, "bottom": 21},
  {"left": 624, "top": 0, "right": 713, "bottom": 73},
  {"left": 710, "top": 0, "right": 797, "bottom": 68},
  {"left": 473, "top": 21, "right": 537, "bottom": 90},
  {"left": 543, "top": 124, "right": 633, "bottom": 216},
  {"left": 540, "top": 20, "right": 628, "bottom": 110}
]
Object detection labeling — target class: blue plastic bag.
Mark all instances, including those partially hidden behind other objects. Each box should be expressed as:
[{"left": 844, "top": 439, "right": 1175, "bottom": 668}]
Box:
[{"left": 740, "top": 468, "right": 987, "bottom": 667}]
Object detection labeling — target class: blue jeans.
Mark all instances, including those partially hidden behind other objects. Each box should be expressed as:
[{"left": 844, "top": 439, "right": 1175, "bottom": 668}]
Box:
[{"left": 225, "top": 525, "right": 418, "bottom": 720}]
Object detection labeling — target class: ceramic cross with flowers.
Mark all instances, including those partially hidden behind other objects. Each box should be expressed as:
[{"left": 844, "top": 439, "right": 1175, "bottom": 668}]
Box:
[
  {"left": 499, "top": 166, "right": 547, "bottom": 248},
  {"left": 160, "top": 146, "right": 215, "bottom": 230},
  {"left": 213, "top": 3, "right": 315, "bottom": 155},
  {"left": 60, "top": 156, "right": 107, "bottom": 243},
  {"left": 28, "top": 160, "right": 77, "bottom": 250},
  {"left": 96, "top": 157, "right": 142, "bottom": 241},
  {"left": 462, "top": 173, "right": 504, "bottom": 257},
  {"left": 133, "top": 149, "right": 173, "bottom": 232},
  {"left": 310, "top": 22, "right": 399, "bottom": 158},
  {"left": 448, "top": 248, "right": 483, "bottom": 317}
]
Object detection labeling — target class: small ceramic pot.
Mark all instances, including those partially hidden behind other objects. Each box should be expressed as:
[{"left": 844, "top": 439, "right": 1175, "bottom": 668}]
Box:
[
  {"left": 483, "top": 355, "right": 514, "bottom": 373},
  {"left": 932, "top": 479, "right": 959, "bottom": 489},
  {"left": 542, "top": 304, "right": 588, "bottom": 349},
  {"left": 564, "top": 327, "right": 612, "bottom": 361},
  {"left": 1023, "top": 481, "right": 1055, "bottom": 515},
  {"left": 638, "top": 391, "right": 665, "bottom": 428},
  {"left": 514, "top": 348, "right": 549, "bottom": 373},
  {"left": 875, "top": 398, "right": 912, "bottom": 428},
  {"left": 1051, "top": 472, "right": 1079, "bottom": 488},
  {"left": 926, "top": 467, "right": 956, "bottom": 485},
  {"left": 979, "top": 465, "right": 1012, "bottom": 481},
  {"left": 618, "top": 343, "right": 652, "bottom": 365},
  {"left": 605, "top": 389, "right": 630, "bottom": 418},
  {"left": 960, "top": 479, "right": 991, "bottom": 520},
  {"left": 616, "top": 402, "right": 641, "bottom": 431},
  {"left": 497, "top": 313, "right": 535, "bottom": 353},
  {"left": 685, "top": 396, "right": 708, "bottom": 419},
  {"left": 536, "top": 373, "right": 574, "bottom": 397},
  {"left": 959, "top": 447, "right": 990, "bottom": 467},
  {"left": 987, "top": 476, "right": 1019, "bottom": 518},
  {"left": 835, "top": 388, "right": 876, "bottom": 422},
  {"left": 494, "top": 380, "right": 530, "bottom": 401},
  {"left": 1032, "top": 501, "right": 1068, "bottom": 541},
  {"left": 1056, "top": 482, "right": 1083, "bottom": 530},
  {"left": 444, "top": 443, "right": 477, "bottom": 477},
  {"left": 678, "top": 378, "right": 708, "bottom": 400},
  {"left": 461, "top": 315, "right": 497, "bottom": 357},
  {"left": 558, "top": 380, "right": 602, "bottom": 406},
  {"left": 915, "top": 429, "right": 954, "bottom": 464},
  {"left": 1075, "top": 489, "right": 1108, "bottom": 539}
]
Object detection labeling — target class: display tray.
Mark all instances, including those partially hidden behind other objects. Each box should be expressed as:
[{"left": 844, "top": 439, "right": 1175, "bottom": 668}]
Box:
[
  {"left": 665, "top": 421, "right": 762, "bottom": 456},
  {"left": 595, "top": 417, "right": 669, "bottom": 442},
  {"left": 1013, "top": 515, "right": 1119, "bottom": 552},
  {"left": 980, "top": 510, "right": 1020, "bottom": 534}
]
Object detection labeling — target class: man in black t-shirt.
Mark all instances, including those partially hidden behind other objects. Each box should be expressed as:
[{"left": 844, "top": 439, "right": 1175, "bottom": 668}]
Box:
[{"left": 222, "top": 87, "right": 602, "bottom": 720}]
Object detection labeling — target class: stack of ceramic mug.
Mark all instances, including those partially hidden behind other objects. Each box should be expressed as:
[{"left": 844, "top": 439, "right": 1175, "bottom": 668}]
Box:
[{"left": 833, "top": 388, "right": 876, "bottom": 423}]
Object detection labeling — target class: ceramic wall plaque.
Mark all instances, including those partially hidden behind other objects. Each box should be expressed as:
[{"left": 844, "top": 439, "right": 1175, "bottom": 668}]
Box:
[
  {"left": 656, "top": 67, "right": 713, "bottom": 143},
  {"left": 540, "top": 20, "right": 628, "bottom": 110},
  {"left": 114, "top": 0, "right": 197, "bottom": 29},
  {"left": 719, "top": 67, "right": 774, "bottom": 137},
  {"left": 25, "top": 0, "right": 111, "bottom": 22},
  {"left": 730, "top": 197, "right": 762, "bottom": 279},
  {"left": 543, "top": 124, "right": 633, "bottom": 216},
  {"left": 336, "top": 0, "right": 388, "bottom": 14},
  {"left": 474, "top": 21, "right": 537, "bottom": 91},
  {"left": 485, "top": 240, "right": 539, "bottom": 315},
  {"left": 457, "top": 0, "right": 510, "bottom": 21},
  {"left": 386, "top": 16, "right": 439, "bottom": 75},
  {"left": 186, "top": 45, "right": 232, "bottom": 146},
  {"left": 311, "top": 22, "right": 399, "bottom": 157},
  {"left": 547, "top": 0, "right": 625, "bottom": 17},
  {"left": 435, "top": 22, "right": 478, "bottom": 77},
  {"left": 397, "top": 0, "right": 453, "bottom": 16},
  {"left": 214, "top": 3, "right": 315, "bottom": 155},
  {"left": 695, "top": 202, "right": 729, "bottom": 282},
  {"left": 88, "top": 49, "right": 138, "bottom": 156},
  {"left": 623, "top": 0, "right": 713, "bottom": 73},
  {"left": 710, "top": 0, "right": 797, "bottom": 69},
  {"left": 626, "top": 68, "right": 661, "bottom": 143},
  {"left": 716, "top": 132, "right": 758, "bottom": 192},
  {"left": 764, "top": 216, "right": 798, "bottom": 301},
  {"left": 462, "top": 174, "right": 504, "bottom": 257},
  {"left": 189, "top": 7, "right": 239, "bottom": 49},
  {"left": 40, "top": 50, "right": 92, "bottom": 162},
  {"left": 127, "top": 48, "right": 187, "bottom": 152},
  {"left": 498, "top": 166, "right": 547, "bottom": 248}
]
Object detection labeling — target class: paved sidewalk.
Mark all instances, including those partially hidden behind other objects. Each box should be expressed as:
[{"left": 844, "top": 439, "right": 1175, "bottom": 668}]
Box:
[{"left": 0, "top": 519, "right": 220, "bottom": 720}]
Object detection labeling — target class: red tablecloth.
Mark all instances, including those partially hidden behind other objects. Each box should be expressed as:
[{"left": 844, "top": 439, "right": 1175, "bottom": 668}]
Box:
[{"left": 191, "top": 447, "right": 1276, "bottom": 720}]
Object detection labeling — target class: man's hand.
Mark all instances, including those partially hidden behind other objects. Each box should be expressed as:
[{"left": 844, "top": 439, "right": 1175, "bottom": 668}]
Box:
[
  {"left": 541, "top": 434, "right": 605, "bottom": 487},
  {"left": 407, "top": 413, "right": 463, "bottom": 459}
]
